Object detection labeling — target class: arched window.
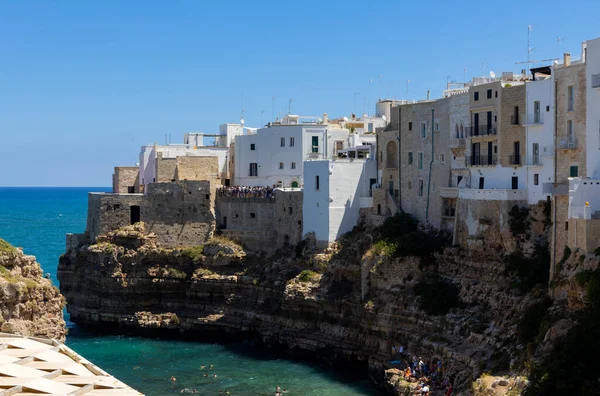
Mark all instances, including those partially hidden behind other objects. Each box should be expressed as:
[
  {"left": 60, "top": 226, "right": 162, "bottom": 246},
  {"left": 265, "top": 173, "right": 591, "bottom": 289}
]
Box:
[
  {"left": 386, "top": 141, "right": 398, "bottom": 168},
  {"left": 455, "top": 124, "right": 459, "bottom": 138},
  {"left": 460, "top": 123, "right": 464, "bottom": 138}
]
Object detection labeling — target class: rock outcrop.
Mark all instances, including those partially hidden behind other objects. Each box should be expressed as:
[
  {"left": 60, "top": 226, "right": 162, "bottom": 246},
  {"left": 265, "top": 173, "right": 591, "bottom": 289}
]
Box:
[
  {"left": 59, "top": 217, "right": 561, "bottom": 394},
  {"left": 0, "top": 238, "right": 66, "bottom": 341}
]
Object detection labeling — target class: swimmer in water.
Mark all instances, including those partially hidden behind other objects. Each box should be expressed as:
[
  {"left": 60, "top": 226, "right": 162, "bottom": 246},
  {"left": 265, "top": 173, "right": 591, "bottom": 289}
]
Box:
[
  {"left": 276, "top": 385, "right": 281, "bottom": 392},
  {"left": 170, "top": 376, "right": 176, "bottom": 382},
  {"left": 200, "top": 365, "right": 205, "bottom": 370},
  {"left": 203, "top": 373, "right": 208, "bottom": 377},
  {"left": 213, "top": 373, "right": 218, "bottom": 378},
  {"left": 210, "top": 364, "right": 214, "bottom": 368}
]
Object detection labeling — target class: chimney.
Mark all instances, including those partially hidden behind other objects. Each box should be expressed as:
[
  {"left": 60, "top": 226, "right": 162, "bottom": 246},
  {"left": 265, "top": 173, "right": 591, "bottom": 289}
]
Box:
[
  {"left": 427, "top": 90, "right": 430, "bottom": 100},
  {"left": 323, "top": 113, "right": 328, "bottom": 124},
  {"left": 564, "top": 52, "right": 571, "bottom": 67}
]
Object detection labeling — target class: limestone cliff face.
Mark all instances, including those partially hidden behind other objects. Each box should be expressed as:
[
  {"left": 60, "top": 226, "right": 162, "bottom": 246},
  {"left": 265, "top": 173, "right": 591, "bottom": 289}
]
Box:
[
  {"left": 58, "top": 221, "right": 554, "bottom": 394},
  {"left": 0, "top": 239, "right": 66, "bottom": 341}
]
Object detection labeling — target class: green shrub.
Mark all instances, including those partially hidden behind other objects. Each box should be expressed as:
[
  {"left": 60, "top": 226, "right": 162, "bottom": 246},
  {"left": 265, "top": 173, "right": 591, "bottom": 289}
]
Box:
[
  {"left": 413, "top": 275, "right": 460, "bottom": 315},
  {"left": 0, "top": 238, "right": 16, "bottom": 253},
  {"left": 298, "top": 269, "right": 318, "bottom": 283},
  {"left": 504, "top": 243, "right": 550, "bottom": 292},
  {"left": 182, "top": 245, "right": 204, "bottom": 261},
  {"left": 165, "top": 268, "right": 187, "bottom": 279},
  {"left": 508, "top": 205, "right": 531, "bottom": 237}
]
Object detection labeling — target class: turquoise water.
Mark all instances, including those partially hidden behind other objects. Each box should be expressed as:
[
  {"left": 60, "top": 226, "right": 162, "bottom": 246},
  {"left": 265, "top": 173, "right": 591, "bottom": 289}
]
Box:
[{"left": 0, "top": 187, "right": 380, "bottom": 395}]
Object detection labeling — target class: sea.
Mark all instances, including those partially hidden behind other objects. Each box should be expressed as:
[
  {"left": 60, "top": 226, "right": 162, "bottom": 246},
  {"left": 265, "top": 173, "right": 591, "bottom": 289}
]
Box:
[{"left": 0, "top": 187, "right": 381, "bottom": 396}]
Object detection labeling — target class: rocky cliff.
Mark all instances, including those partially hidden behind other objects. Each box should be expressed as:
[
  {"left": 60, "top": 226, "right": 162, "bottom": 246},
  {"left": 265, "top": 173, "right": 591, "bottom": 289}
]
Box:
[
  {"left": 58, "top": 211, "right": 567, "bottom": 395},
  {"left": 0, "top": 238, "right": 66, "bottom": 341}
]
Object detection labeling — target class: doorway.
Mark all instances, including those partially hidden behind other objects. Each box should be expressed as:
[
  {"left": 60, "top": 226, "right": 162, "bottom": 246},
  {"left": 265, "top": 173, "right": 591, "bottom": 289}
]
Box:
[
  {"left": 130, "top": 205, "right": 140, "bottom": 225},
  {"left": 512, "top": 176, "right": 518, "bottom": 190},
  {"left": 479, "top": 177, "right": 485, "bottom": 189}
]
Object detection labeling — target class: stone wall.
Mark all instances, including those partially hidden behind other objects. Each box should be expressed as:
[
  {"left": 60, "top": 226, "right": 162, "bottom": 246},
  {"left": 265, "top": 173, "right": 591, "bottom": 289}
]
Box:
[
  {"left": 215, "top": 190, "right": 303, "bottom": 252},
  {"left": 85, "top": 181, "right": 214, "bottom": 248},
  {"left": 156, "top": 153, "right": 178, "bottom": 183},
  {"left": 555, "top": 63, "right": 587, "bottom": 182},
  {"left": 112, "top": 166, "right": 139, "bottom": 193},
  {"left": 499, "top": 84, "right": 526, "bottom": 167}
]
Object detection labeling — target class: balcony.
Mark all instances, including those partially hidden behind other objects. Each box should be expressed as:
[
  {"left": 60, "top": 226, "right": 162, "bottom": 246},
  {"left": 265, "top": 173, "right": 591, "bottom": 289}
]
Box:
[
  {"left": 509, "top": 154, "right": 522, "bottom": 166},
  {"left": 467, "top": 125, "right": 497, "bottom": 137},
  {"left": 466, "top": 155, "right": 498, "bottom": 167},
  {"left": 439, "top": 187, "right": 458, "bottom": 198},
  {"left": 558, "top": 138, "right": 577, "bottom": 149},
  {"left": 449, "top": 138, "right": 466, "bottom": 148},
  {"left": 524, "top": 112, "right": 544, "bottom": 126},
  {"left": 459, "top": 188, "right": 527, "bottom": 201}
]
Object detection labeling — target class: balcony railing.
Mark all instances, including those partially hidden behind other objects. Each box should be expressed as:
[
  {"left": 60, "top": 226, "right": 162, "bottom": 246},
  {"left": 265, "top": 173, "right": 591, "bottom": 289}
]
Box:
[
  {"left": 467, "top": 125, "right": 497, "bottom": 137},
  {"left": 509, "top": 154, "right": 522, "bottom": 165},
  {"left": 510, "top": 115, "right": 520, "bottom": 125},
  {"left": 558, "top": 139, "right": 577, "bottom": 149},
  {"left": 439, "top": 187, "right": 459, "bottom": 198},
  {"left": 465, "top": 155, "right": 497, "bottom": 167},
  {"left": 449, "top": 138, "right": 466, "bottom": 148}
]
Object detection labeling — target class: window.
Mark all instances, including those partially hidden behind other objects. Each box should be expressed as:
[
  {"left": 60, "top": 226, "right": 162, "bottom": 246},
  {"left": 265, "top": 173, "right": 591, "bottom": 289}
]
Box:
[
  {"left": 290, "top": 137, "right": 295, "bottom": 147},
  {"left": 474, "top": 91, "right": 479, "bottom": 101},
  {"left": 567, "top": 85, "right": 574, "bottom": 111},
  {"left": 408, "top": 181, "right": 412, "bottom": 189},
  {"left": 534, "top": 101, "right": 541, "bottom": 123},
  {"left": 495, "top": 91, "right": 498, "bottom": 98},
  {"left": 546, "top": 105, "right": 550, "bottom": 112},
  {"left": 418, "top": 152, "right": 424, "bottom": 169},
  {"left": 512, "top": 106, "right": 519, "bottom": 125},
  {"left": 435, "top": 123, "right": 439, "bottom": 131},
  {"left": 421, "top": 123, "right": 427, "bottom": 139},
  {"left": 534, "top": 174, "right": 539, "bottom": 186},
  {"left": 311, "top": 136, "right": 319, "bottom": 153},
  {"left": 279, "top": 162, "right": 284, "bottom": 169},
  {"left": 288, "top": 207, "right": 293, "bottom": 215},
  {"left": 440, "top": 153, "right": 445, "bottom": 163},
  {"left": 291, "top": 162, "right": 296, "bottom": 169},
  {"left": 565, "top": 221, "right": 569, "bottom": 231},
  {"left": 249, "top": 163, "right": 258, "bottom": 176},
  {"left": 250, "top": 143, "right": 256, "bottom": 151},
  {"left": 457, "top": 175, "right": 463, "bottom": 186},
  {"left": 532, "top": 143, "right": 540, "bottom": 165},
  {"left": 570, "top": 165, "right": 579, "bottom": 177},
  {"left": 315, "top": 175, "right": 320, "bottom": 190},
  {"left": 280, "top": 137, "right": 285, "bottom": 147},
  {"left": 368, "top": 123, "right": 374, "bottom": 133},
  {"left": 487, "top": 89, "right": 492, "bottom": 99},
  {"left": 479, "top": 177, "right": 485, "bottom": 189},
  {"left": 408, "top": 122, "right": 413, "bottom": 131},
  {"left": 418, "top": 179, "right": 424, "bottom": 196},
  {"left": 408, "top": 152, "right": 413, "bottom": 165},
  {"left": 250, "top": 213, "right": 256, "bottom": 218}
]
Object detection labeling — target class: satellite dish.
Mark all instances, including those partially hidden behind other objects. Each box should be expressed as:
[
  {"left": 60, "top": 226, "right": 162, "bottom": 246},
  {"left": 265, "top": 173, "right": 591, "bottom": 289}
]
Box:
[
  {"left": 554, "top": 60, "right": 559, "bottom": 65},
  {"left": 490, "top": 71, "right": 496, "bottom": 78},
  {"left": 343, "top": 117, "right": 349, "bottom": 122},
  {"left": 382, "top": 115, "right": 387, "bottom": 122},
  {"left": 240, "top": 118, "right": 245, "bottom": 125}
]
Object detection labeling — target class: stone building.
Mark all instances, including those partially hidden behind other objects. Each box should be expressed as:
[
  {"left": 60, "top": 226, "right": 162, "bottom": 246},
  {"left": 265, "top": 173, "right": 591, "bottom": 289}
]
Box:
[
  {"left": 84, "top": 181, "right": 214, "bottom": 248},
  {"left": 112, "top": 166, "right": 139, "bottom": 193}
]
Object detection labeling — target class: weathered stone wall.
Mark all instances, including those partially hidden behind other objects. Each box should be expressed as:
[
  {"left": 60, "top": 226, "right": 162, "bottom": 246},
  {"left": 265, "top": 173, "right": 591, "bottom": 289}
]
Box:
[
  {"left": 176, "top": 156, "right": 220, "bottom": 183},
  {"left": 398, "top": 98, "right": 451, "bottom": 229},
  {"left": 156, "top": 153, "right": 178, "bottom": 183},
  {"left": 551, "top": 195, "right": 569, "bottom": 280},
  {"left": 215, "top": 190, "right": 303, "bottom": 252},
  {"left": 555, "top": 63, "right": 587, "bottom": 182},
  {"left": 86, "top": 193, "right": 144, "bottom": 242},
  {"left": 454, "top": 197, "right": 527, "bottom": 251},
  {"left": 499, "top": 84, "right": 526, "bottom": 167},
  {"left": 86, "top": 181, "right": 214, "bottom": 248},
  {"left": 112, "top": 166, "right": 139, "bottom": 193}
]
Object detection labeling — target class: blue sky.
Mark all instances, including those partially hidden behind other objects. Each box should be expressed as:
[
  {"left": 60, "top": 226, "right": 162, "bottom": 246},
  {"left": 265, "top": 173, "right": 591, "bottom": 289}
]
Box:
[{"left": 1, "top": 0, "right": 599, "bottom": 186}]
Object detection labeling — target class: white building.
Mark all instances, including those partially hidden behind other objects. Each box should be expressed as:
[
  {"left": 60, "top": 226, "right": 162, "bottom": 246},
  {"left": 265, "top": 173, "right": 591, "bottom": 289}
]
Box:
[
  {"left": 585, "top": 37, "right": 600, "bottom": 178},
  {"left": 303, "top": 155, "right": 377, "bottom": 246},
  {"left": 525, "top": 71, "right": 555, "bottom": 204},
  {"left": 139, "top": 124, "right": 242, "bottom": 188}
]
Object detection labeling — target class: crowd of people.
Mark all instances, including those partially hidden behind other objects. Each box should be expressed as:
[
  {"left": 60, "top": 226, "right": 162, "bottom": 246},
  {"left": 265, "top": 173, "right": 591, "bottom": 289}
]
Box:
[
  {"left": 389, "top": 344, "right": 454, "bottom": 395},
  {"left": 217, "top": 186, "right": 277, "bottom": 199}
]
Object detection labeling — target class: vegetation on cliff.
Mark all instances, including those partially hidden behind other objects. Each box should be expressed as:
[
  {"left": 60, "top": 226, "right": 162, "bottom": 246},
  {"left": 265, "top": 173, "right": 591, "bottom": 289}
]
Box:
[{"left": 0, "top": 238, "right": 17, "bottom": 254}]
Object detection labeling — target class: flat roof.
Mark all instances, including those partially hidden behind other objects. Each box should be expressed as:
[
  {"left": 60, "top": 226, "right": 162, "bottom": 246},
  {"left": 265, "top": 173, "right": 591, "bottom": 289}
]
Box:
[{"left": 0, "top": 333, "right": 142, "bottom": 395}]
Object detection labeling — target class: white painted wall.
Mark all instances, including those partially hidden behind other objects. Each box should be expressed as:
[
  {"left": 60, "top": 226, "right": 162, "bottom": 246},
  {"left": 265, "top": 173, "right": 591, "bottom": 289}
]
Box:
[
  {"left": 302, "top": 161, "right": 330, "bottom": 243},
  {"left": 525, "top": 77, "right": 555, "bottom": 204},
  {"left": 586, "top": 38, "right": 600, "bottom": 178},
  {"left": 303, "top": 159, "right": 377, "bottom": 244},
  {"left": 469, "top": 166, "right": 527, "bottom": 190},
  {"left": 568, "top": 178, "right": 600, "bottom": 218}
]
